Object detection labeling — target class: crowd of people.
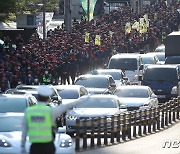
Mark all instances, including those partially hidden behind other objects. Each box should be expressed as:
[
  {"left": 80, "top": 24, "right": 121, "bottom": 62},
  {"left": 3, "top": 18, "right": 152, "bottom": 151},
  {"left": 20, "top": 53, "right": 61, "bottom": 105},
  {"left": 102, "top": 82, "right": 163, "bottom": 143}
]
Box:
[{"left": 0, "top": 0, "right": 179, "bottom": 92}]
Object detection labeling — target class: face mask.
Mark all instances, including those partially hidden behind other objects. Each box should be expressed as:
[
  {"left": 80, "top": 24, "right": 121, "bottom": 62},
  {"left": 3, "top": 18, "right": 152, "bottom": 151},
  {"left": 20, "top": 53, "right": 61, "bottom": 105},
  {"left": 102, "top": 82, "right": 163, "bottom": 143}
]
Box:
[
  {"left": 34, "top": 78, "right": 38, "bottom": 82},
  {"left": 28, "top": 74, "right": 31, "bottom": 77},
  {"left": 45, "top": 71, "right": 48, "bottom": 74}
]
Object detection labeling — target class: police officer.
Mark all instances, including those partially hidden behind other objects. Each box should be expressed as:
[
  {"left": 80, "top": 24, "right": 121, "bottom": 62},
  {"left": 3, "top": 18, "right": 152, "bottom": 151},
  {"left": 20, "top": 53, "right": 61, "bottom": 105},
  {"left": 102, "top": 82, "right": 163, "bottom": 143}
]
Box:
[{"left": 21, "top": 85, "right": 89, "bottom": 154}]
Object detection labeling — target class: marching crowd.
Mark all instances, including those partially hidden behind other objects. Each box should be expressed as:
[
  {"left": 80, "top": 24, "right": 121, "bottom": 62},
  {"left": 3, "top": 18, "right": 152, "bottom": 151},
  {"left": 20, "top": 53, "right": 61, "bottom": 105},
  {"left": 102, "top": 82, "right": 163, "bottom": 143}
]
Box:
[{"left": 0, "top": 0, "right": 179, "bottom": 92}]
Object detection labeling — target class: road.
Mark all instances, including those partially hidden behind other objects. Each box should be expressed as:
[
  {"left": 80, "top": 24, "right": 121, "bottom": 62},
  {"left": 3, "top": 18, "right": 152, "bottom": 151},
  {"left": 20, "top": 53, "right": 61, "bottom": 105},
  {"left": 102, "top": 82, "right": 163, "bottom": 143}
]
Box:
[{"left": 76, "top": 121, "right": 180, "bottom": 154}]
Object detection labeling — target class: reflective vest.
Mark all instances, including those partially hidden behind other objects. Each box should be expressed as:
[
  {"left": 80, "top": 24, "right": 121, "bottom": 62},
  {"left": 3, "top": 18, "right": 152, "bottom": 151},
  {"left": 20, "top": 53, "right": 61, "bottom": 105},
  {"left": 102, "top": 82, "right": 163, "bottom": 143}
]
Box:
[
  {"left": 42, "top": 75, "right": 51, "bottom": 83},
  {"left": 26, "top": 104, "right": 53, "bottom": 143}
]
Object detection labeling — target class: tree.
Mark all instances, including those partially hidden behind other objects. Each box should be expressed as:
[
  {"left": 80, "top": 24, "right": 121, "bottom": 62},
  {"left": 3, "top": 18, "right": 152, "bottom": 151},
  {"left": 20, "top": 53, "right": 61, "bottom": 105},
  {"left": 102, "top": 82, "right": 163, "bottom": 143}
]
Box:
[{"left": 0, "top": 0, "right": 58, "bottom": 21}]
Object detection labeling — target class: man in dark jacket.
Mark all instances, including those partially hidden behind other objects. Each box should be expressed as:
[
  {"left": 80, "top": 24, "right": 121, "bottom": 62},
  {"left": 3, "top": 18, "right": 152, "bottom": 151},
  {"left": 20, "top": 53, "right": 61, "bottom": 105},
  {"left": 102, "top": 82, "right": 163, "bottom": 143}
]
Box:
[{"left": 60, "top": 58, "right": 71, "bottom": 85}]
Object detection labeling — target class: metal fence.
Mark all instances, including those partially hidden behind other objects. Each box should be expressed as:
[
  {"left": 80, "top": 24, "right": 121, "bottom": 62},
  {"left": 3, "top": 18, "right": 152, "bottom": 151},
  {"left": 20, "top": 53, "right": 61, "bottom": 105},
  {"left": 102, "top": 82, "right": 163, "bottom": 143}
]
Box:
[{"left": 75, "top": 97, "right": 180, "bottom": 151}]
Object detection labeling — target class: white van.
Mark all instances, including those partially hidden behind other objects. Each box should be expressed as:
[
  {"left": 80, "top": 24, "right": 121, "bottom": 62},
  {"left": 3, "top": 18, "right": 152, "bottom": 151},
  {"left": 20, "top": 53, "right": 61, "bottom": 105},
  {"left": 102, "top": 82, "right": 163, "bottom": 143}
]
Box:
[{"left": 107, "top": 53, "right": 143, "bottom": 85}]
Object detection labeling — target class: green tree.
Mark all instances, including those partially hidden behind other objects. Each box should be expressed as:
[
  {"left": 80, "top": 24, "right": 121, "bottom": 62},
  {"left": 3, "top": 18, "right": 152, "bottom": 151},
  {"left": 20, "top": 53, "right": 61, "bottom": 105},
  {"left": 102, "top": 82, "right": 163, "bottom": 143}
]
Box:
[{"left": 0, "top": 0, "right": 58, "bottom": 21}]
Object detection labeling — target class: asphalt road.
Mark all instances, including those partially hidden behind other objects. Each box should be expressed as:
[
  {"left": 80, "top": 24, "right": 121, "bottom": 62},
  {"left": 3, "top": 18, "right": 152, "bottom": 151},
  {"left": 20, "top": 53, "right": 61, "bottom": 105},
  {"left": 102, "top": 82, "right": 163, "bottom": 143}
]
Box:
[{"left": 77, "top": 121, "right": 180, "bottom": 154}]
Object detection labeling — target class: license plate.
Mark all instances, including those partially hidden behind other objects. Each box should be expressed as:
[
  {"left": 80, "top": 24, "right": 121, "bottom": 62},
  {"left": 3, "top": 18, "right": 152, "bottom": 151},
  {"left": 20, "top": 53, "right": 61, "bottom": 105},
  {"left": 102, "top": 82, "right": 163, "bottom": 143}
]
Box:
[{"left": 157, "top": 95, "right": 165, "bottom": 98}]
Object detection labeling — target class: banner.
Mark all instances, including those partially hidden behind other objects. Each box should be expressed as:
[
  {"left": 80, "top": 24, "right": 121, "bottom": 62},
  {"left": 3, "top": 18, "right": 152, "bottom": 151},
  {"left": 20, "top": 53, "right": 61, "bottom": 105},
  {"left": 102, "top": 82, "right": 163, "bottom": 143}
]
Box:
[
  {"left": 81, "top": 0, "right": 97, "bottom": 21},
  {"left": 132, "top": 21, "right": 140, "bottom": 31},
  {"left": 139, "top": 18, "right": 147, "bottom": 33},
  {"left": 36, "top": 12, "right": 54, "bottom": 39},
  {"left": 85, "top": 32, "right": 90, "bottom": 43},
  {"left": 125, "top": 22, "right": 131, "bottom": 34},
  {"left": 95, "top": 35, "right": 101, "bottom": 45},
  {"left": 109, "top": 31, "right": 114, "bottom": 40},
  {"left": 143, "top": 14, "right": 149, "bottom": 28}
]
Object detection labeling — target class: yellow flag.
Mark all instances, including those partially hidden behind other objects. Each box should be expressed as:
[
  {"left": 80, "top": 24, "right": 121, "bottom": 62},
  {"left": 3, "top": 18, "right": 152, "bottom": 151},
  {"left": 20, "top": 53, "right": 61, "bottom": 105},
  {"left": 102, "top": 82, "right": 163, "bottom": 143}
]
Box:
[
  {"left": 85, "top": 32, "right": 90, "bottom": 43},
  {"left": 143, "top": 14, "right": 149, "bottom": 28},
  {"left": 154, "top": 13, "right": 158, "bottom": 21},
  {"left": 109, "top": 31, "right": 114, "bottom": 40},
  {"left": 95, "top": 35, "right": 101, "bottom": 45},
  {"left": 139, "top": 18, "right": 147, "bottom": 33},
  {"left": 125, "top": 22, "right": 131, "bottom": 34}
]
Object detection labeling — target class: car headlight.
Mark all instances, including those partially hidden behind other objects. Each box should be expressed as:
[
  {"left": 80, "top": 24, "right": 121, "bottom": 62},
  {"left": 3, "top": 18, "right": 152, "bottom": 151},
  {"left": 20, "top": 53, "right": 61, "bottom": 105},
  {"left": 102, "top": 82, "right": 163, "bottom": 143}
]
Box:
[
  {"left": 171, "top": 86, "right": 178, "bottom": 95},
  {"left": 60, "top": 139, "right": 72, "bottom": 147},
  {"left": 0, "top": 139, "right": 11, "bottom": 147},
  {"left": 67, "top": 115, "right": 77, "bottom": 120}
]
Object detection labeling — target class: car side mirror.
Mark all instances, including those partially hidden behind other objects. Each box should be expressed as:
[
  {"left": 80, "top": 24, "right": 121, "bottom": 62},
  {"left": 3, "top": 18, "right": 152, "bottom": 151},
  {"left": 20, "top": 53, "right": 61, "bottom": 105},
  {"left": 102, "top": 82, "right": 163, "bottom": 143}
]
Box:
[
  {"left": 58, "top": 126, "right": 66, "bottom": 133},
  {"left": 123, "top": 77, "right": 128, "bottom": 81},
  {"left": 110, "top": 83, "right": 116, "bottom": 88}
]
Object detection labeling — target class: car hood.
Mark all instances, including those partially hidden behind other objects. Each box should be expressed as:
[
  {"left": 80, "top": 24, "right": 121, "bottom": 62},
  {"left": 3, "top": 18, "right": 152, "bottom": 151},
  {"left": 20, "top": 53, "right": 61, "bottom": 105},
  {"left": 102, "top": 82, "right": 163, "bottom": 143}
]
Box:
[
  {"left": 143, "top": 80, "right": 177, "bottom": 94},
  {"left": 86, "top": 88, "right": 108, "bottom": 94},
  {"left": 67, "top": 108, "right": 119, "bottom": 117},
  {"left": 119, "top": 97, "right": 149, "bottom": 106}
]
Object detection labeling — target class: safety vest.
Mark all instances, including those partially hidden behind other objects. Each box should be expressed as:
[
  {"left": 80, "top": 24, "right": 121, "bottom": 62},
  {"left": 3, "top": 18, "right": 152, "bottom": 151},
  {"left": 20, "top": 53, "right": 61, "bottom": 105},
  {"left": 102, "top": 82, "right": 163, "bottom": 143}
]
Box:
[
  {"left": 42, "top": 75, "right": 51, "bottom": 83},
  {"left": 26, "top": 104, "right": 53, "bottom": 143}
]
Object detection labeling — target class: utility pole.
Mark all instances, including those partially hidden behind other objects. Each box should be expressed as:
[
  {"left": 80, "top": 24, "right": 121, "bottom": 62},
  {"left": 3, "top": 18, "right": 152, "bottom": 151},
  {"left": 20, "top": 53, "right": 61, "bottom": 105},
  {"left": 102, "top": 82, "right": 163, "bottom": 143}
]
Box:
[
  {"left": 64, "top": 0, "right": 72, "bottom": 33},
  {"left": 87, "top": 0, "right": 90, "bottom": 21},
  {"left": 43, "top": 0, "right": 46, "bottom": 40}
]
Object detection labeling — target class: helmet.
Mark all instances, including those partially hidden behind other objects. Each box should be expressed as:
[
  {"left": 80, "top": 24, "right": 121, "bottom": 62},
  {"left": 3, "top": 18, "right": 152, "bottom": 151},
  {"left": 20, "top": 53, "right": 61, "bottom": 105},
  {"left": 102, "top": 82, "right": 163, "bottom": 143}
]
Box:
[{"left": 37, "top": 85, "right": 53, "bottom": 97}]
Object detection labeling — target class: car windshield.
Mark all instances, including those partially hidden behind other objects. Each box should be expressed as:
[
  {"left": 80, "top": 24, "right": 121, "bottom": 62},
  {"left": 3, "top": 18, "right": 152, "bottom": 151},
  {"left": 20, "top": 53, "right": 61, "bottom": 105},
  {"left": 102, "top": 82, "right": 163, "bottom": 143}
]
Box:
[
  {"left": 75, "top": 77, "right": 109, "bottom": 88},
  {"left": 156, "top": 54, "right": 165, "bottom": 61},
  {"left": 108, "top": 58, "right": 138, "bottom": 70},
  {"left": 165, "top": 57, "right": 180, "bottom": 64},
  {"left": 98, "top": 72, "right": 122, "bottom": 80},
  {"left": 142, "top": 57, "right": 156, "bottom": 64},
  {"left": 0, "top": 98, "right": 27, "bottom": 113},
  {"left": 144, "top": 68, "right": 178, "bottom": 81},
  {"left": 0, "top": 116, "right": 23, "bottom": 132},
  {"left": 76, "top": 97, "right": 117, "bottom": 108},
  {"left": 57, "top": 89, "right": 79, "bottom": 99},
  {"left": 114, "top": 88, "right": 149, "bottom": 98}
]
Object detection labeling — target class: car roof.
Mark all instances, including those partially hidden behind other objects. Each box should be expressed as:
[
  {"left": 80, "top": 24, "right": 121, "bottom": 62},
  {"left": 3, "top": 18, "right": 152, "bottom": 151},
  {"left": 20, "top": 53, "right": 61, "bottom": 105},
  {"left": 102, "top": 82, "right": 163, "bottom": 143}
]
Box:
[
  {"left": 146, "top": 64, "right": 178, "bottom": 69},
  {"left": 0, "top": 112, "right": 24, "bottom": 117},
  {"left": 89, "top": 94, "right": 119, "bottom": 99},
  {"left": 111, "top": 53, "right": 140, "bottom": 59},
  {"left": 53, "top": 85, "right": 85, "bottom": 90},
  {"left": 78, "top": 74, "right": 112, "bottom": 78},
  {"left": 140, "top": 53, "right": 157, "bottom": 58},
  {"left": 0, "top": 94, "right": 31, "bottom": 98},
  {"left": 116, "top": 85, "right": 150, "bottom": 90},
  {"left": 95, "top": 69, "right": 123, "bottom": 73}
]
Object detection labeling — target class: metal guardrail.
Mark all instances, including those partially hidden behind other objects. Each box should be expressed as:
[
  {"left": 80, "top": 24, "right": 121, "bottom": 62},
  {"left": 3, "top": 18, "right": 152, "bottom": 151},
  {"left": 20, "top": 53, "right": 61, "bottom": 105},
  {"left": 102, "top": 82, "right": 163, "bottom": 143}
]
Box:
[{"left": 74, "top": 97, "right": 180, "bottom": 151}]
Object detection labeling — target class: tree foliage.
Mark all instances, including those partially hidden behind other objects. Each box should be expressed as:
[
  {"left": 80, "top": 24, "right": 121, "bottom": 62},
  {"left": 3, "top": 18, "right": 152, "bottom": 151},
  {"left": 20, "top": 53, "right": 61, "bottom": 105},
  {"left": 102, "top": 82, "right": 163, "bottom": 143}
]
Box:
[{"left": 0, "top": 0, "right": 58, "bottom": 21}]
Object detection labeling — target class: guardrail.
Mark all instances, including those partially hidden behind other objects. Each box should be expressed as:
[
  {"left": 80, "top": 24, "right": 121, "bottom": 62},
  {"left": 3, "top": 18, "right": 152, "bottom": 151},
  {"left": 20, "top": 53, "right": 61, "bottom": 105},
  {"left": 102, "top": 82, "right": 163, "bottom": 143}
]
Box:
[{"left": 74, "top": 97, "right": 180, "bottom": 151}]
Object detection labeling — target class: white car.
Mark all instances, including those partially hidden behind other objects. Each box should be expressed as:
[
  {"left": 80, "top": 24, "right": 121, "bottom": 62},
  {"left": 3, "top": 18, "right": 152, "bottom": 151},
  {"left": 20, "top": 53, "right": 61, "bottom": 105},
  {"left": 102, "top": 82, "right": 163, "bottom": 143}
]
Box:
[
  {"left": 66, "top": 94, "right": 127, "bottom": 135},
  {"left": 114, "top": 85, "right": 159, "bottom": 111},
  {"left": 107, "top": 53, "right": 143, "bottom": 85},
  {"left": 0, "top": 113, "right": 75, "bottom": 154},
  {"left": 53, "top": 85, "right": 89, "bottom": 104}
]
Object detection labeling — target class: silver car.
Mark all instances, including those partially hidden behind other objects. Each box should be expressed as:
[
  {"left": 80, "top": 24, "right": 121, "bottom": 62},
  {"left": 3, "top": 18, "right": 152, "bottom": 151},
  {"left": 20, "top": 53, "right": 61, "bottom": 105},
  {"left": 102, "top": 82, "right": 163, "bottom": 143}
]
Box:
[
  {"left": 66, "top": 94, "right": 127, "bottom": 135},
  {"left": 0, "top": 113, "right": 75, "bottom": 154},
  {"left": 114, "top": 85, "right": 159, "bottom": 111}
]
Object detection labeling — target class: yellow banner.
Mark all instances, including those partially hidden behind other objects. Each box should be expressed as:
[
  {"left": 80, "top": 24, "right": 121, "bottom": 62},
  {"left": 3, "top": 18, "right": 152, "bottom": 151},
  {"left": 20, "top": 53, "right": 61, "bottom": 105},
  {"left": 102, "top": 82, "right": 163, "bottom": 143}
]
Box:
[
  {"left": 109, "top": 31, "right": 114, "bottom": 40},
  {"left": 85, "top": 32, "right": 90, "bottom": 43},
  {"left": 125, "top": 22, "right": 131, "bottom": 34},
  {"left": 95, "top": 35, "right": 101, "bottom": 45},
  {"left": 132, "top": 21, "right": 140, "bottom": 31}
]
